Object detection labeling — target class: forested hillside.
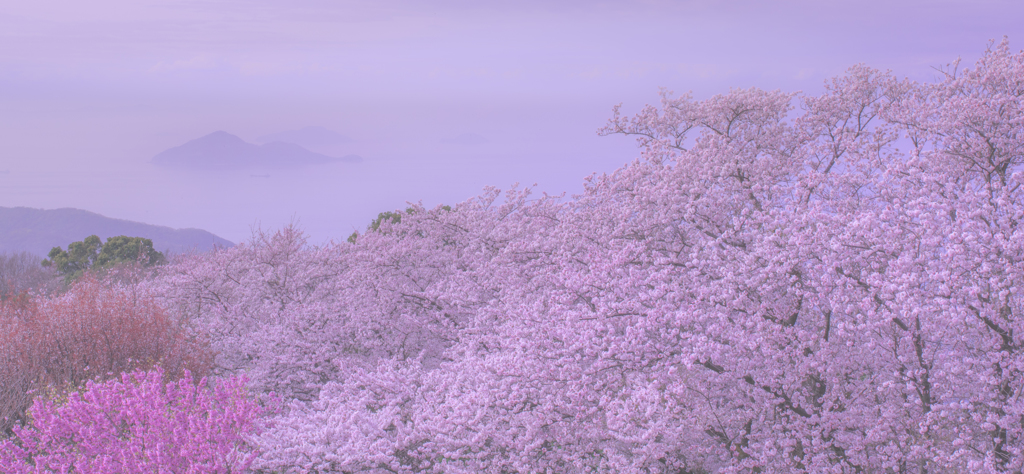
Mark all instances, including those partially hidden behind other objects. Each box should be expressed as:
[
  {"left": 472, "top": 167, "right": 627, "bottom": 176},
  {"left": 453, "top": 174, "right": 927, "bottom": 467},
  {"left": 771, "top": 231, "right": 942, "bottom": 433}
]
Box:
[
  {"left": 0, "top": 207, "right": 233, "bottom": 257},
  {"left": 3, "top": 41, "right": 1024, "bottom": 473}
]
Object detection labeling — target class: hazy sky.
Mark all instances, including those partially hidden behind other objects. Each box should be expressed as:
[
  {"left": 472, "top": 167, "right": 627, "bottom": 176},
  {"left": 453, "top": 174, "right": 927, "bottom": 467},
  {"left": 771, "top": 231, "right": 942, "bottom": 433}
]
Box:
[{"left": 1, "top": 0, "right": 1022, "bottom": 245}]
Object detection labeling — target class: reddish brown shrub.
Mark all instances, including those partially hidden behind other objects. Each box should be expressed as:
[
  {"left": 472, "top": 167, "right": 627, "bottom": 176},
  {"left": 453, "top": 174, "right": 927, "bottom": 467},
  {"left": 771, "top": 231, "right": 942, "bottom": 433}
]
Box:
[{"left": 0, "top": 275, "right": 212, "bottom": 435}]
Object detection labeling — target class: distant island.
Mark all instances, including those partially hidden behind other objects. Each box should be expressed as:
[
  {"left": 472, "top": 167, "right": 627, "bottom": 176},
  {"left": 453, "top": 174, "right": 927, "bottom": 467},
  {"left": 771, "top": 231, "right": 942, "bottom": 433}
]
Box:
[
  {"left": 0, "top": 207, "right": 233, "bottom": 258},
  {"left": 152, "top": 131, "right": 361, "bottom": 169}
]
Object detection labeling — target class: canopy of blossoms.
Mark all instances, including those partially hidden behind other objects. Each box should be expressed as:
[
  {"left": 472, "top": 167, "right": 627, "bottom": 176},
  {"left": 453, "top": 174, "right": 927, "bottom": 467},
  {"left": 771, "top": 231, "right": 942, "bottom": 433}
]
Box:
[{"left": 140, "top": 40, "right": 1024, "bottom": 473}]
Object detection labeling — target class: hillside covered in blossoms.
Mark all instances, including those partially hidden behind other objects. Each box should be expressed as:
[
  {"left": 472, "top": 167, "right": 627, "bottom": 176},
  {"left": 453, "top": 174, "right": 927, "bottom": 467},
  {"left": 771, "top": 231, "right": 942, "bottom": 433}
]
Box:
[{"left": 3, "top": 40, "right": 1024, "bottom": 473}]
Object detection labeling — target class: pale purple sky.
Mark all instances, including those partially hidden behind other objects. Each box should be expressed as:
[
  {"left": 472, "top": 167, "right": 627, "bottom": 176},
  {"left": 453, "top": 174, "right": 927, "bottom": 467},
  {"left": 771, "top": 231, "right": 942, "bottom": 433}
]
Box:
[{"left": 1, "top": 0, "right": 1021, "bottom": 244}]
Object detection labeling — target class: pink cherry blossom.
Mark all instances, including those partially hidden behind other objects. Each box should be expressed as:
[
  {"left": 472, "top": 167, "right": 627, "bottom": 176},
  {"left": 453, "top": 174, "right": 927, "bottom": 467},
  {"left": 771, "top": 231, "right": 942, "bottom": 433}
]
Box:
[{"left": 142, "top": 39, "right": 1024, "bottom": 472}]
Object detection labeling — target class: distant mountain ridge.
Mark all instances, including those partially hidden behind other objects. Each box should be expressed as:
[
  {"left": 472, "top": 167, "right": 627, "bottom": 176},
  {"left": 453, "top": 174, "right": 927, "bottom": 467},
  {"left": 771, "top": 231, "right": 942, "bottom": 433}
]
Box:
[
  {"left": 0, "top": 207, "right": 233, "bottom": 258},
  {"left": 152, "top": 131, "right": 361, "bottom": 169}
]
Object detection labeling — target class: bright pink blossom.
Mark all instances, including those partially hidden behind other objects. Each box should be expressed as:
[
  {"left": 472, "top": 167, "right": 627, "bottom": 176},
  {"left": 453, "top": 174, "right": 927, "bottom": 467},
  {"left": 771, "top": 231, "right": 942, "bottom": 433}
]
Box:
[{"left": 0, "top": 368, "right": 264, "bottom": 473}]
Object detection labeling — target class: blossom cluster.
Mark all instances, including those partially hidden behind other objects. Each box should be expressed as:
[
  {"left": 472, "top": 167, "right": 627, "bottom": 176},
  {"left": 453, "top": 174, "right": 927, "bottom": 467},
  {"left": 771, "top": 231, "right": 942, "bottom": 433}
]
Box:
[{"left": 0, "top": 369, "right": 263, "bottom": 473}]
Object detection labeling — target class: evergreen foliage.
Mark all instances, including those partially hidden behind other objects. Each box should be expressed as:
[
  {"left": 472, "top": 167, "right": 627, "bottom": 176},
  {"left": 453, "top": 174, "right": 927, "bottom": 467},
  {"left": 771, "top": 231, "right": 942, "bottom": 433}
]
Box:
[{"left": 43, "top": 235, "right": 165, "bottom": 282}]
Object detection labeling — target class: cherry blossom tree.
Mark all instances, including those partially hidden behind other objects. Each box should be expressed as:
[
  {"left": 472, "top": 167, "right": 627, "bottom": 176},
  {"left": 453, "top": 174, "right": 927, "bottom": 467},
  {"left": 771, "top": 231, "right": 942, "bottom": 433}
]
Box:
[
  {"left": 0, "top": 252, "right": 58, "bottom": 300},
  {"left": 148, "top": 39, "right": 1024, "bottom": 473}
]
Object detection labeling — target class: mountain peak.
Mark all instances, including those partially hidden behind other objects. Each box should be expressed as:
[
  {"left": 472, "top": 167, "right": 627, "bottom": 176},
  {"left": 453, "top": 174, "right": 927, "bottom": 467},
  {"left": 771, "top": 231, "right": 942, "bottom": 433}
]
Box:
[{"left": 200, "top": 130, "right": 246, "bottom": 142}]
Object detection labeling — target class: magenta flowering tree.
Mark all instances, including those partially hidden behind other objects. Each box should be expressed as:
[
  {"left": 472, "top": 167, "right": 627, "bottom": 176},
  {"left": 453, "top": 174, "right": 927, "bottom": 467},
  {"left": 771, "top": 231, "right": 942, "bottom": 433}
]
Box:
[
  {"left": 0, "top": 368, "right": 264, "bottom": 473},
  {"left": 149, "top": 39, "right": 1024, "bottom": 473}
]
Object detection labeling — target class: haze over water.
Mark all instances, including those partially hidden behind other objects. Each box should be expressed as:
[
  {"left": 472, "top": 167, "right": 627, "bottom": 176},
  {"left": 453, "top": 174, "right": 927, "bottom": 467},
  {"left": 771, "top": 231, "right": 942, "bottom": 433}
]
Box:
[{"left": 1, "top": 0, "right": 1021, "bottom": 245}]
